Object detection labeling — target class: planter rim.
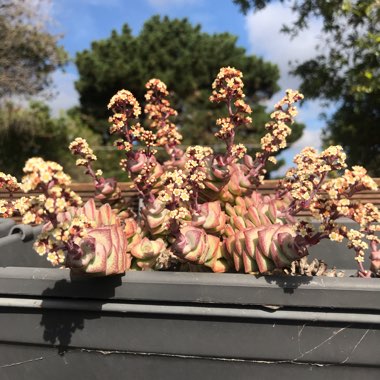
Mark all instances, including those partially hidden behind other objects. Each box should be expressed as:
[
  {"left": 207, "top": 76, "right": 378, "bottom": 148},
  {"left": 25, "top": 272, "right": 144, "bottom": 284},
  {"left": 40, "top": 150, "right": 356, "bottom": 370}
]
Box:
[
  {"left": 1, "top": 267, "right": 380, "bottom": 311},
  {"left": 1, "top": 296, "right": 380, "bottom": 325}
]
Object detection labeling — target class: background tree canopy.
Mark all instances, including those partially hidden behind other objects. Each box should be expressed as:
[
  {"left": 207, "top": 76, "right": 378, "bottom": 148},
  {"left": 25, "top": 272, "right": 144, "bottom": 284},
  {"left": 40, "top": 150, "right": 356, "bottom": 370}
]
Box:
[
  {"left": 0, "top": 102, "right": 101, "bottom": 178},
  {"left": 0, "top": 0, "right": 68, "bottom": 98},
  {"left": 233, "top": 0, "right": 380, "bottom": 175},
  {"left": 0, "top": 0, "right": 74, "bottom": 177},
  {"left": 75, "top": 15, "right": 305, "bottom": 175}
]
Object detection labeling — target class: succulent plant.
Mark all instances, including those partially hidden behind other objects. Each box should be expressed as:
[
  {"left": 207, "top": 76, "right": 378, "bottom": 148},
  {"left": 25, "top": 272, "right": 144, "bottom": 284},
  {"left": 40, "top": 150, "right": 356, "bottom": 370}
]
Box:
[
  {"left": 125, "top": 153, "right": 164, "bottom": 194},
  {"left": 218, "top": 163, "right": 253, "bottom": 204},
  {"left": 191, "top": 201, "right": 226, "bottom": 235},
  {"left": 141, "top": 199, "right": 171, "bottom": 236},
  {"left": 225, "top": 223, "right": 307, "bottom": 273},
  {"left": 57, "top": 199, "right": 130, "bottom": 275},
  {"left": 3, "top": 67, "right": 378, "bottom": 278},
  {"left": 223, "top": 193, "right": 307, "bottom": 273},
  {"left": 200, "top": 155, "right": 231, "bottom": 201},
  {"left": 130, "top": 237, "right": 168, "bottom": 270},
  {"left": 173, "top": 225, "right": 229, "bottom": 272}
]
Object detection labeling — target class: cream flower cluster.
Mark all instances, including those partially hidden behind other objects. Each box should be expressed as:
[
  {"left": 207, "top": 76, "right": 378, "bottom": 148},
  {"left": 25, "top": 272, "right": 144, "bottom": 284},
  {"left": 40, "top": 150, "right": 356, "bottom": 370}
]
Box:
[
  {"left": 0, "top": 158, "right": 81, "bottom": 224},
  {"left": 283, "top": 146, "right": 347, "bottom": 203},
  {"left": 230, "top": 144, "right": 247, "bottom": 162},
  {"left": 0, "top": 172, "right": 20, "bottom": 193},
  {"left": 0, "top": 173, "right": 21, "bottom": 218},
  {"left": 210, "top": 67, "right": 252, "bottom": 141},
  {"left": 258, "top": 89, "right": 303, "bottom": 155},
  {"left": 210, "top": 67, "right": 245, "bottom": 103},
  {"left": 22, "top": 157, "right": 71, "bottom": 191},
  {"left": 69, "top": 137, "right": 97, "bottom": 167},
  {"left": 322, "top": 166, "right": 377, "bottom": 200},
  {"left": 185, "top": 146, "right": 215, "bottom": 189},
  {"left": 0, "top": 200, "right": 12, "bottom": 218},
  {"left": 107, "top": 89, "right": 141, "bottom": 118},
  {"left": 158, "top": 170, "right": 192, "bottom": 204},
  {"left": 34, "top": 214, "right": 94, "bottom": 266},
  {"left": 144, "top": 79, "right": 182, "bottom": 148},
  {"left": 108, "top": 90, "right": 143, "bottom": 151},
  {"left": 131, "top": 123, "right": 157, "bottom": 148}
]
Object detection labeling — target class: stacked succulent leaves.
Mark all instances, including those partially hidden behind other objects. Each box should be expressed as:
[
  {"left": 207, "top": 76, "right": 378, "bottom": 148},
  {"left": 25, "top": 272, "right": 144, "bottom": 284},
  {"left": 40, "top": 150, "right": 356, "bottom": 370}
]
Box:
[{"left": 0, "top": 68, "right": 379, "bottom": 277}]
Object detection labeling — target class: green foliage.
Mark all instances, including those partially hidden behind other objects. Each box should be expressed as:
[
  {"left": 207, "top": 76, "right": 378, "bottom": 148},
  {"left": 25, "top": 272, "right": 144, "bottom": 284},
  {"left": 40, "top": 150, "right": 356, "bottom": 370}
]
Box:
[
  {"left": 322, "top": 91, "right": 380, "bottom": 175},
  {"left": 75, "top": 16, "right": 302, "bottom": 175},
  {"left": 0, "top": 101, "right": 66, "bottom": 177},
  {"left": 0, "top": 0, "right": 68, "bottom": 98},
  {"left": 233, "top": 0, "right": 380, "bottom": 175},
  {"left": 0, "top": 103, "right": 101, "bottom": 180}
]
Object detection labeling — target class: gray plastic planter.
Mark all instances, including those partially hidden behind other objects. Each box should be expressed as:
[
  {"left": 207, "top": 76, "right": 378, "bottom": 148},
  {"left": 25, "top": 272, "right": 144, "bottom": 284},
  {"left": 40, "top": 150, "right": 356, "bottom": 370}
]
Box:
[
  {"left": 0, "top": 270, "right": 380, "bottom": 378},
  {"left": 0, "top": 218, "right": 15, "bottom": 237},
  {"left": 1, "top": 222, "right": 380, "bottom": 379}
]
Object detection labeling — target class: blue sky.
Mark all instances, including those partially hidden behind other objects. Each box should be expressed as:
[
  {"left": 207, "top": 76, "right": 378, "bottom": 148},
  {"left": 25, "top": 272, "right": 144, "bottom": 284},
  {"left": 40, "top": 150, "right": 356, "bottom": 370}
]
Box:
[{"left": 48, "top": 0, "right": 334, "bottom": 174}]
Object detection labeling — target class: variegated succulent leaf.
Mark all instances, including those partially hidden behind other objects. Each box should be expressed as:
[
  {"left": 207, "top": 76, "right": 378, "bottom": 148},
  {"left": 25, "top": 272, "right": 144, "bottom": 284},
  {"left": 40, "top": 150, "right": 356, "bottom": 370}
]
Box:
[
  {"left": 141, "top": 199, "right": 170, "bottom": 235},
  {"left": 224, "top": 223, "right": 308, "bottom": 274},
  {"left": 173, "top": 225, "right": 230, "bottom": 272},
  {"left": 199, "top": 155, "right": 230, "bottom": 201},
  {"left": 130, "top": 237, "right": 166, "bottom": 270},
  {"left": 191, "top": 201, "right": 226, "bottom": 234},
  {"left": 62, "top": 199, "right": 129, "bottom": 275}
]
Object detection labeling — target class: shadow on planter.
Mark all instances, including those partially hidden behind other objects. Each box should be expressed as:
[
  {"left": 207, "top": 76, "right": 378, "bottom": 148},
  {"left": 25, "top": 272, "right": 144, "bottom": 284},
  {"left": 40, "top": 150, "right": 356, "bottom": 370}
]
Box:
[
  {"left": 264, "top": 273, "right": 312, "bottom": 292},
  {"left": 40, "top": 275, "right": 122, "bottom": 354}
]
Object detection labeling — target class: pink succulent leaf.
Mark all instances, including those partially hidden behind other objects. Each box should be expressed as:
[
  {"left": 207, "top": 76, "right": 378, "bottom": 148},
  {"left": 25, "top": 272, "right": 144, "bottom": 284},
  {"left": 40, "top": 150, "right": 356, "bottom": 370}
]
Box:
[
  {"left": 234, "top": 205, "right": 246, "bottom": 217},
  {"left": 267, "top": 201, "right": 278, "bottom": 223},
  {"left": 106, "top": 225, "right": 123, "bottom": 274},
  {"left": 191, "top": 201, "right": 226, "bottom": 233},
  {"left": 127, "top": 152, "right": 148, "bottom": 173},
  {"left": 247, "top": 207, "right": 262, "bottom": 226},
  {"left": 231, "top": 216, "right": 245, "bottom": 231},
  {"left": 173, "top": 226, "right": 208, "bottom": 263},
  {"left": 124, "top": 218, "right": 138, "bottom": 239},
  {"left": 256, "top": 204, "right": 273, "bottom": 224},
  {"left": 131, "top": 237, "right": 164, "bottom": 260},
  {"left": 98, "top": 203, "right": 116, "bottom": 226},
  {"left": 204, "top": 235, "right": 229, "bottom": 273},
  {"left": 269, "top": 240, "right": 292, "bottom": 268},
  {"left": 85, "top": 241, "right": 108, "bottom": 273},
  {"left": 242, "top": 248, "right": 258, "bottom": 273},
  {"left": 61, "top": 201, "right": 129, "bottom": 275},
  {"left": 142, "top": 199, "right": 170, "bottom": 235},
  {"left": 87, "top": 227, "right": 113, "bottom": 254},
  {"left": 243, "top": 226, "right": 265, "bottom": 258},
  {"left": 225, "top": 203, "right": 235, "bottom": 217},
  {"left": 258, "top": 225, "right": 280, "bottom": 257},
  {"left": 370, "top": 250, "right": 380, "bottom": 273},
  {"left": 235, "top": 197, "right": 246, "bottom": 207},
  {"left": 83, "top": 199, "right": 98, "bottom": 224},
  {"left": 255, "top": 248, "right": 274, "bottom": 273}
]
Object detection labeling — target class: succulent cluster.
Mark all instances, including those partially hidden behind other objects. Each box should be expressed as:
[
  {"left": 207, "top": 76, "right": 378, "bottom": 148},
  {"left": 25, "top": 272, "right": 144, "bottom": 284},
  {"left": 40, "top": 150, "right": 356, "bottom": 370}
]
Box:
[{"left": 1, "top": 67, "right": 378, "bottom": 277}]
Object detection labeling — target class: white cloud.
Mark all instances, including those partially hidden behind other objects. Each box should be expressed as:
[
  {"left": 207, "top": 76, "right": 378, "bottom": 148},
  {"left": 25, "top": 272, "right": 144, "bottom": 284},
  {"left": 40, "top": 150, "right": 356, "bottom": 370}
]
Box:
[
  {"left": 291, "top": 127, "right": 322, "bottom": 151},
  {"left": 245, "top": 2, "right": 333, "bottom": 176},
  {"left": 45, "top": 70, "right": 79, "bottom": 116},
  {"left": 245, "top": 2, "right": 323, "bottom": 92}
]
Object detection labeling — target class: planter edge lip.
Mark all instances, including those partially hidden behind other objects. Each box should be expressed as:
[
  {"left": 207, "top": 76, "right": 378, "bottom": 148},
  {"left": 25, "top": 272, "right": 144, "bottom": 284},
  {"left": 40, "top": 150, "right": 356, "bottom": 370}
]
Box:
[{"left": 1, "top": 266, "right": 380, "bottom": 311}]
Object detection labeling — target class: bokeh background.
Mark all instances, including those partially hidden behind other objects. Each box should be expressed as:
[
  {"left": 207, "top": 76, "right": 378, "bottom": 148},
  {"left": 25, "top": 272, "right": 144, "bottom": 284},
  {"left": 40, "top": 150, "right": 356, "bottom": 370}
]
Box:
[{"left": 1, "top": 0, "right": 378, "bottom": 180}]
